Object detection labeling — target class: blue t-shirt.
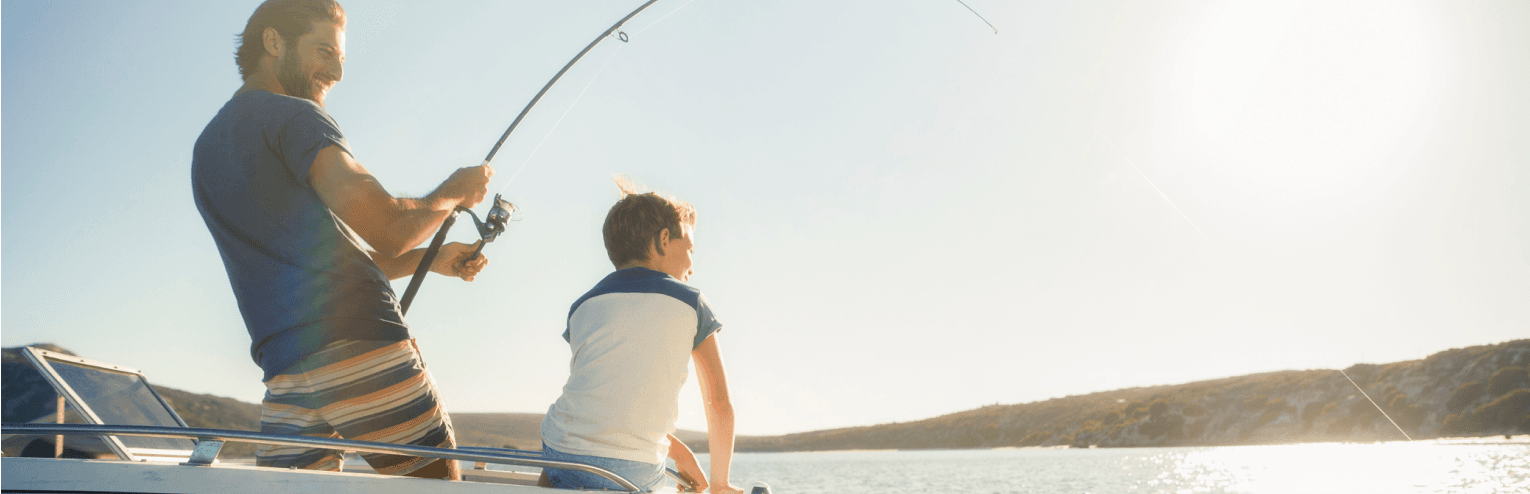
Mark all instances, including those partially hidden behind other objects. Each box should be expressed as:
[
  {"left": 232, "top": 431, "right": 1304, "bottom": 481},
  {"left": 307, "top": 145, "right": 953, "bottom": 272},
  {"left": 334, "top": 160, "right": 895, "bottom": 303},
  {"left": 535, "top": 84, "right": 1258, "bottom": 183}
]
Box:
[{"left": 192, "top": 90, "right": 408, "bottom": 380}]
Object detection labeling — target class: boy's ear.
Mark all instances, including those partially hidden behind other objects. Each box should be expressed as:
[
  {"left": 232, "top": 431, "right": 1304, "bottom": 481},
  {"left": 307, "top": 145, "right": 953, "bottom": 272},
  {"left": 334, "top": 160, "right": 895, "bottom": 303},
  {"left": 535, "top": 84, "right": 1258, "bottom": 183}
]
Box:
[{"left": 654, "top": 228, "right": 670, "bottom": 256}]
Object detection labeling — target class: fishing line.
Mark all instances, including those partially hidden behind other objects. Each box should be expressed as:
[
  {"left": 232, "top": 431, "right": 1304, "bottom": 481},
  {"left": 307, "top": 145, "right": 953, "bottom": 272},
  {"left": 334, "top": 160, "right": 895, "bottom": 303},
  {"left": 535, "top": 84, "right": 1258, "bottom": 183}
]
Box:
[
  {"left": 495, "top": 43, "right": 628, "bottom": 194},
  {"left": 1092, "top": 125, "right": 1210, "bottom": 240},
  {"left": 401, "top": 0, "right": 663, "bottom": 315},
  {"left": 631, "top": 0, "right": 701, "bottom": 36},
  {"left": 954, "top": 0, "right": 997, "bottom": 34},
  {"left": 1339, "top": 368, "right": 1414, "bottom": 441},
  {"left": 477, "top": 0, "right": 662, "bottom": 171},
  {"left": 495, "top": 0, "right": 697, "bottom": 194}
]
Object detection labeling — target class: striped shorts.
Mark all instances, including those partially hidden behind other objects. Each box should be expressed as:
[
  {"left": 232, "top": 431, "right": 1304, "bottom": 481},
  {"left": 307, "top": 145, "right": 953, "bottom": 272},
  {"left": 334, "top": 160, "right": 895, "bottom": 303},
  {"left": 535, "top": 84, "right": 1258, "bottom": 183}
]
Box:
[{"left": 256, "top": 339, "right": 456, "bottom": 475}]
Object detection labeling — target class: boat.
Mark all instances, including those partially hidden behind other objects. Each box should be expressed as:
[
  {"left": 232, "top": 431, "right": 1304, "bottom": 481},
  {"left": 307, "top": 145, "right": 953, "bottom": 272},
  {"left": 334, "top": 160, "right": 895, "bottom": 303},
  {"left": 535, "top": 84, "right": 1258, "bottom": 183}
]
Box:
[{"left": 0, "top": 346, "right": 713, "bottom": 493}]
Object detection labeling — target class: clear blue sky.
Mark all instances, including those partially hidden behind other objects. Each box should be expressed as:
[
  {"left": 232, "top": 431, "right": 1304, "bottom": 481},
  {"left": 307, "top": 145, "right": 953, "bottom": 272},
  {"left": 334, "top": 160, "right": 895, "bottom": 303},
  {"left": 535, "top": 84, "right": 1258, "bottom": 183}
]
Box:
[{"left": 4, "top": 1, "right": 1527, "bottom": 435}]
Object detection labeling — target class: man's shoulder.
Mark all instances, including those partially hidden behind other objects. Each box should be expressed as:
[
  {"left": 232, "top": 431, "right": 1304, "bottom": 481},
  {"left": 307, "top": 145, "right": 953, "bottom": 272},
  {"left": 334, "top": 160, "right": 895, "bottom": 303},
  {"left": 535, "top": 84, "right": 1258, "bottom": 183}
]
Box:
[
  {"left": 238, "top": 89, "right": 323, "bottom": 109},
  {"left": 218, "top": 90, "right": 330, "bottom": 124}
]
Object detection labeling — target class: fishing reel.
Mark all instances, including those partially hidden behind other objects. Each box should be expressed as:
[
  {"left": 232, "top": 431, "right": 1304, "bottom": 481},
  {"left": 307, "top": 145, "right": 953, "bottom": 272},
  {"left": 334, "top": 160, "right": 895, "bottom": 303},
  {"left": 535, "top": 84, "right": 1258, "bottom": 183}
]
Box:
[
  {"left": 399, "top": 194, "right": 516, "bottom": 315},
  {"left": 456, "top": 193, "right": 516, "bottom": 262}
]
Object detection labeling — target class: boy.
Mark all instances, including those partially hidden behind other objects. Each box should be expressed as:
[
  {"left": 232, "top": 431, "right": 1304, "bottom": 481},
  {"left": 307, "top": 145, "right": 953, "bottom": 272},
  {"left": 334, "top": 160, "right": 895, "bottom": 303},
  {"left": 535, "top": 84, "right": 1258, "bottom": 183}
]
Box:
[{"left": 539, "top": 178, "right": 744, "bottom": 493}]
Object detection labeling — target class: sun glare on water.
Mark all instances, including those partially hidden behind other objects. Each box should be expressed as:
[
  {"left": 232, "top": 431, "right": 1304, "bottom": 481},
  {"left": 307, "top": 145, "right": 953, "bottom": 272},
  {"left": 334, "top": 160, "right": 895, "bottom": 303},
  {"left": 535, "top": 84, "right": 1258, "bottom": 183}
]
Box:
[
  {"left": 710, "top": 440, "right": 1529, "bottom": 494},
  {"left": 1153, "top": 441, "right": 1530, "bottom": 494}
]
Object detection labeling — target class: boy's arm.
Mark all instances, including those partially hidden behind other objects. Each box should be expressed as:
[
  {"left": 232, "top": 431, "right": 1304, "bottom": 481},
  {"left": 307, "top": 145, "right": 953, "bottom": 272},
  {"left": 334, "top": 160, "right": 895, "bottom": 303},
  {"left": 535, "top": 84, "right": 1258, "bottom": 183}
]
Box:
[
  {"left": 693, "top": 334, "right": 744, "bottom": 494},
  {"left": 666, "top": 434, "right": 708, "bottom": 492}
]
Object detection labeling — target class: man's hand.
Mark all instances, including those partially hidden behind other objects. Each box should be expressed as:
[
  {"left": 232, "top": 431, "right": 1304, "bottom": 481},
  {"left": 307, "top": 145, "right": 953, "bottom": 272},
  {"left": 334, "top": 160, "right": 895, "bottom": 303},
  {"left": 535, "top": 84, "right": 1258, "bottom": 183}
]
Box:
[
  {"left": 438, "top": 164, "right": 494, "bottom": 209},
  {"left": 430, "top": 242, "right": 489, "bottom": 281},
  {"left": 311, "top": 147, "right": 494, "bottom": 257}
]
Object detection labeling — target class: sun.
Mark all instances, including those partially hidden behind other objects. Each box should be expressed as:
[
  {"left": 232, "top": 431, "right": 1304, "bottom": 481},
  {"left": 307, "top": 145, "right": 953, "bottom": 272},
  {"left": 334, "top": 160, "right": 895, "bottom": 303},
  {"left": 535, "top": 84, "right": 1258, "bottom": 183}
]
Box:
[{"left": 1184, "top": 1, "right": 1440, "bottom": 207}]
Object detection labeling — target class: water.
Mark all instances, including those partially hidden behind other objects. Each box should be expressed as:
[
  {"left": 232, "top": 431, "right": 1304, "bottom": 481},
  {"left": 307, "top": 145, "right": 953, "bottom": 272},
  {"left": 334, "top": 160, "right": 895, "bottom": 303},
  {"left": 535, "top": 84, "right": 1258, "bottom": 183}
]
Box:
[{"left": 699, "top": 439, "right": 1529, "bottom": 494}]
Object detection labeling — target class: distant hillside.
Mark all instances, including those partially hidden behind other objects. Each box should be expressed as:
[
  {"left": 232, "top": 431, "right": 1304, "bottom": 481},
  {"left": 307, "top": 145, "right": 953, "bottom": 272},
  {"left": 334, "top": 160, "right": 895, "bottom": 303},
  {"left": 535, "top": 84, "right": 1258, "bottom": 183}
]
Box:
[
  {"left": 8, "top": 340, "right": 1527, "bottom": 457},
  {"left": 152, "top": 387, "right": 262, "bottom": 457},
  {"left": 738, "top": 339, "right": 1530, "bottom": 451},
  {"left": 451, "top": 412, "right": 543, "bottom": 450}
]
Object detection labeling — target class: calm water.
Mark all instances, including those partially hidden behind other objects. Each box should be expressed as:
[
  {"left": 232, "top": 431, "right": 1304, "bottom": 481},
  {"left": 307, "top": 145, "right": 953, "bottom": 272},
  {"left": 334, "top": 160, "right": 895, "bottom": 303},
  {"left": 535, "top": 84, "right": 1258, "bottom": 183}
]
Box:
[{"left": 693, "top": 439, "right": 1529, "bottom": 494}]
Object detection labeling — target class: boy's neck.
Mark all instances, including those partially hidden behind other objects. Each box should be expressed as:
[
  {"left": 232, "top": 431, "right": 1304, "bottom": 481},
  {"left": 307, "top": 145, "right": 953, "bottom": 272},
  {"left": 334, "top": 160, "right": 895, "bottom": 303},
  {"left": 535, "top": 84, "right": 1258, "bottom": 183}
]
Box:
[
  {"left": 619, "top": 261, "right": 686, "bottom": 281},
  {"left": 618, "top": 261, "right": 661, "bottom": 272}
]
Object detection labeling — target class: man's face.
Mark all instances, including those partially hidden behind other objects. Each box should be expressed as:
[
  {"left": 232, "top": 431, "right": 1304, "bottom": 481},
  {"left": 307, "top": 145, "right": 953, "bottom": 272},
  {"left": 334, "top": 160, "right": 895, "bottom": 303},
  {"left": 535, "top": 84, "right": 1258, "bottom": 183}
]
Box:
[{"left": 276, "top": 20, "right": 345, "bottom": 106}]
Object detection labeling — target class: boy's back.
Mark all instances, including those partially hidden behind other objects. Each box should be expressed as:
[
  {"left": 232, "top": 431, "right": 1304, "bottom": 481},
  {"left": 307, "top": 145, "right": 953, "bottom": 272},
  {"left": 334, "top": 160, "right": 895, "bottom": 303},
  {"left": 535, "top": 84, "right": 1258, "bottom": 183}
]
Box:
[{"left": 541, "top": 267, "right": 722, "bottom": 464}]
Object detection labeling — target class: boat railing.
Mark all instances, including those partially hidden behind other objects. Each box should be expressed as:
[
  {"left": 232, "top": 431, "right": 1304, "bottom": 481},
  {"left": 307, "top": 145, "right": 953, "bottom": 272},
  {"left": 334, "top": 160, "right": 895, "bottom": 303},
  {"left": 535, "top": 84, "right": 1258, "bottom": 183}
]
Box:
[{"left": 2, "top": 422, "right": 666, "bottom": 493}]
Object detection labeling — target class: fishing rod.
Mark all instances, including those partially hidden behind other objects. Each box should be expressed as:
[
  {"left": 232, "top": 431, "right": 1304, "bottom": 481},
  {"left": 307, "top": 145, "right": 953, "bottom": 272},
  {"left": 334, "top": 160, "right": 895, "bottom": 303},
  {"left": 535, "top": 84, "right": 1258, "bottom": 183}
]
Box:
[{"left": 399, "top": 0, "right": 664, "bottom": 316}]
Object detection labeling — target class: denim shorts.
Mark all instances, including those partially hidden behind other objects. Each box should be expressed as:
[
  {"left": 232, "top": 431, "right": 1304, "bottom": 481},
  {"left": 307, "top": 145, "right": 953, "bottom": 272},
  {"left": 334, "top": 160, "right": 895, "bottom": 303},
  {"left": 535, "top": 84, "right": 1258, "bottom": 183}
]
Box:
[{"left": 541, "top": 442, "right": 664, "bottom": 492}]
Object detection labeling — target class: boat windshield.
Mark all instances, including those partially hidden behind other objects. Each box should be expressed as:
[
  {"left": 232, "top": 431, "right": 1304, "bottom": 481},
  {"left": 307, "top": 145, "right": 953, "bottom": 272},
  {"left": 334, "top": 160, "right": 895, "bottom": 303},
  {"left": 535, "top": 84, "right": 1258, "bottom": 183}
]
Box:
[{"left": 45, "top": 358, "right": 194, "bottom": 452}]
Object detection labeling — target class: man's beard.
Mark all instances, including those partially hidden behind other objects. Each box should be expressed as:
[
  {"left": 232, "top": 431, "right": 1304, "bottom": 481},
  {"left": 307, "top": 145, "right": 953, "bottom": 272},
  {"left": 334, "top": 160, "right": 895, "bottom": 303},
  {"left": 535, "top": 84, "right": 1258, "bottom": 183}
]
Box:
[{"left": 276, "top": 53, "right": 323, "bottom": 105}]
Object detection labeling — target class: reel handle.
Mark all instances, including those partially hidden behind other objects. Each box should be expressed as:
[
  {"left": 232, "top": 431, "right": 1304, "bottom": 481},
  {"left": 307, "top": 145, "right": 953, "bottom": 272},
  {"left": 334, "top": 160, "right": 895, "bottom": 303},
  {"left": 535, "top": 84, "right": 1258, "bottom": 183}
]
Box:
[{"left": 463, "top": 239, "right": 489, "bottom": 263}]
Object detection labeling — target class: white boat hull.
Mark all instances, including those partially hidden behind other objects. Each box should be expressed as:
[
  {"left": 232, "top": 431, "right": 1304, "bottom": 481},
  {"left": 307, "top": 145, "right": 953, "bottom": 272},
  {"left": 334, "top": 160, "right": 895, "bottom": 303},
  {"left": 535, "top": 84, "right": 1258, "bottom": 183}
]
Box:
[{"left": 2, "top": 457, "right": 556, "bottom": 494}]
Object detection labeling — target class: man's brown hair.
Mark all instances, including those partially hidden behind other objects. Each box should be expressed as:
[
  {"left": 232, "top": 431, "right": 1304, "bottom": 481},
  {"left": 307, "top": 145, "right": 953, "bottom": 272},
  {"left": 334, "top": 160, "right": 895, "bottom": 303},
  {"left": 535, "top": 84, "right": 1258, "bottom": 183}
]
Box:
[
  {"left": 603, "top": 176, "right": 696, "bottom": 269},
  {"left": 234, "top": 0, "right": 346, "bottom": 80}
]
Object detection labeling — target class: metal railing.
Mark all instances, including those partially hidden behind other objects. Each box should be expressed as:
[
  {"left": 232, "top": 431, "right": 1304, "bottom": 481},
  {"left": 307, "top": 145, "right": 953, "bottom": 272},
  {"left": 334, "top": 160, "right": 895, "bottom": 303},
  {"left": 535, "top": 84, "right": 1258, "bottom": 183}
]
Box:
[
  {"left": 2, "top": 423, "right": 657, "bottom": 492},
  {"left": 455, "top": 446, "right": 695, "bottom": 490}
]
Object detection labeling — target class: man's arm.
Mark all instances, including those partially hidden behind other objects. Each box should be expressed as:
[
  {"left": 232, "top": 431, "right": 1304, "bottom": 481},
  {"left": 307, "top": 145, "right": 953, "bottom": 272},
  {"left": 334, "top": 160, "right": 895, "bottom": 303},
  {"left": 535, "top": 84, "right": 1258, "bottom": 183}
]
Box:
[
  {"left": 368, "top": 242, "right": 489, "bottom": 281},
  {"left": 309, "top": 145, "right": 492, "bottom": 257},
  {"left": 693, "top": 334, "right": 744, "bottom": 494}
]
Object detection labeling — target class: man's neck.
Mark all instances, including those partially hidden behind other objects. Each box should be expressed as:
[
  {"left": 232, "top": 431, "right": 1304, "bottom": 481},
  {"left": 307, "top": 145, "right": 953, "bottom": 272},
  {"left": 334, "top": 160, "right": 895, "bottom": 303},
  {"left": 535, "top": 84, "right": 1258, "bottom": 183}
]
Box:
[{"left": 236, "top": 70, "right": 284, "bottom": 99}]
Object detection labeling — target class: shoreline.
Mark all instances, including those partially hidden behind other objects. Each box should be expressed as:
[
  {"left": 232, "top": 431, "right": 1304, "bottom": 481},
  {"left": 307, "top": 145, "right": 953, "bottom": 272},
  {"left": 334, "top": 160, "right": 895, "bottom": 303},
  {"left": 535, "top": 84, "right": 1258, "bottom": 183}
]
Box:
[{"left": 717, "top": 434, "right": 1530, "bottom": 455}]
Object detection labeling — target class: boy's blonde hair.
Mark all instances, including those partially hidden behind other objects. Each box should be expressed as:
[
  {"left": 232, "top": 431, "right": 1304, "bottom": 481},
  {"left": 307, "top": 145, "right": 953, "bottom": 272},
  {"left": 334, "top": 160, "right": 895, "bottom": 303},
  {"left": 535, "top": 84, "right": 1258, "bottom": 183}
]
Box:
[{"left": 602, "top": 176, "right": 696, "bottom": 269}]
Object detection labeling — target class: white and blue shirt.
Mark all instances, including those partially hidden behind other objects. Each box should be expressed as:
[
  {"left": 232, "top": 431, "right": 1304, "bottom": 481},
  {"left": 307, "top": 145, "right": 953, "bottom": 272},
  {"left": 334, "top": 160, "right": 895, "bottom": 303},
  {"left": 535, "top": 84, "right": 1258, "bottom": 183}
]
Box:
[{"left": 541, "top": 268, "right": 723, "bottom": 464}]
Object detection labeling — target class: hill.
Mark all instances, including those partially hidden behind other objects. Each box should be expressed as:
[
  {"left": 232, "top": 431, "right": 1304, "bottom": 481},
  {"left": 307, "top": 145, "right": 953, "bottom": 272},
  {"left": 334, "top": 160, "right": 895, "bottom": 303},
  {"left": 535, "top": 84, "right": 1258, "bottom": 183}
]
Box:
[
  {"left": 6, "top": 340, "right": 1527, "bottom": 456},
  {"left": 737, "top": 339, "right": 1530, "bottom": 451}
]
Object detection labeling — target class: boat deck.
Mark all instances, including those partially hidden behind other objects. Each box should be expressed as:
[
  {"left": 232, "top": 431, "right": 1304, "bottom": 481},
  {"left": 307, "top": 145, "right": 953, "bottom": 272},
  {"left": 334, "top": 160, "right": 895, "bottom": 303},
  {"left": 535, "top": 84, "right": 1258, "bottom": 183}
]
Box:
[{"left": 3, "top": 457, "right": 556, "bottom": 494}]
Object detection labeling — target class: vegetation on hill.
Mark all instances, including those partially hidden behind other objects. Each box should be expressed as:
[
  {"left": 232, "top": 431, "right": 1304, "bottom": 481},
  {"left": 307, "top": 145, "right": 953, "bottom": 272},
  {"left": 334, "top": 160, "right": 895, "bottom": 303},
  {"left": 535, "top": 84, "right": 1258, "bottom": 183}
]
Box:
[
  {"left": 736, "top": 339, "right": 1530, "bottom": 451},
  {"left": 153, "top": 387, "right": 262, "bottom": 457},
  {"left": 450, "top": 412, "right": 544, "bottom": 451}
]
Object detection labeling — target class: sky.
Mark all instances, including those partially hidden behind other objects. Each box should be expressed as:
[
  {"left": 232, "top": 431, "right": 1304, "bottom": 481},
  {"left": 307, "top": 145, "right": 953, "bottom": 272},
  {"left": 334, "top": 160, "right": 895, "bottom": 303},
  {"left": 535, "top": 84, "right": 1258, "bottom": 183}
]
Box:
[{"left": 3, "top": 1, "right": 1527, "bottom": 436}]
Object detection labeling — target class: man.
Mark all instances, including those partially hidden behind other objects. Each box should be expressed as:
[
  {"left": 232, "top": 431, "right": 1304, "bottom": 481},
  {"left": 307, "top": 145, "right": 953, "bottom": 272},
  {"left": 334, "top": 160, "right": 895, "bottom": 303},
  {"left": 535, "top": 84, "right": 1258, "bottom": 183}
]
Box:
[
  {"left": 191, "top": 0, "right": 490, "bottom": 480},
  {"left": 538, "top": 177, "right": 744, "bottom": 494}
]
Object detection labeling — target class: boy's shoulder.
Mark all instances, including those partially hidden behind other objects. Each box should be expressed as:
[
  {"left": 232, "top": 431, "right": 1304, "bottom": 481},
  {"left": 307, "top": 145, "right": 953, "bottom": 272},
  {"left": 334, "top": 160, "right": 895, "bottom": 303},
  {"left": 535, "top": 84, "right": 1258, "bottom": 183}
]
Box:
[
  {"left": 573, "top": 268, "right": 702, "bottom": 311},
  {"left": 564, "top": 268, "right": 723, "bottom": 346}
]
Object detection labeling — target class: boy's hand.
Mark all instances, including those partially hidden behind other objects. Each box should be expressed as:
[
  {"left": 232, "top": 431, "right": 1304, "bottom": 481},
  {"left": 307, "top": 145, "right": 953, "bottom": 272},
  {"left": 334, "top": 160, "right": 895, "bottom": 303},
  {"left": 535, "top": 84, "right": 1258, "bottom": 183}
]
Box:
[
  {"left": 676, "top": 470, "right": 707, "bottom": 493},
  {"left": 431, "top": 242, "right": 488, "bottom": 281}
]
